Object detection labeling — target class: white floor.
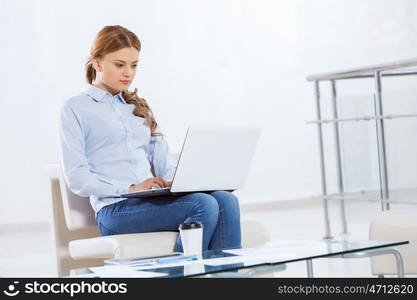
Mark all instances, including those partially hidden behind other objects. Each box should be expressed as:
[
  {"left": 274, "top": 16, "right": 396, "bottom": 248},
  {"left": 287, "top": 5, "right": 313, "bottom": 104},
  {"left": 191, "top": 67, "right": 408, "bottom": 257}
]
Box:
[{"left": 0, "top": 198, "right": 415, "bottom": 277}]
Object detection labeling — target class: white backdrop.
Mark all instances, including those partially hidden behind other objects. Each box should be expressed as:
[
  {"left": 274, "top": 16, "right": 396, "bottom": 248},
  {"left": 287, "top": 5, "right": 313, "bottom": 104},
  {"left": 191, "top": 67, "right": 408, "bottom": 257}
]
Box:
[{"left": 1, "top": 0, "right": 417, "bottom": 224}]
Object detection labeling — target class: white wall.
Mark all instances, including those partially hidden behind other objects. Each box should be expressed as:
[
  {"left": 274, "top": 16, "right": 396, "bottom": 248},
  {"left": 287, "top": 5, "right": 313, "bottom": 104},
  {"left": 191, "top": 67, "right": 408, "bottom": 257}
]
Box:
[{"left": 1, "top": 0, "right": 417, "bottom": 224}]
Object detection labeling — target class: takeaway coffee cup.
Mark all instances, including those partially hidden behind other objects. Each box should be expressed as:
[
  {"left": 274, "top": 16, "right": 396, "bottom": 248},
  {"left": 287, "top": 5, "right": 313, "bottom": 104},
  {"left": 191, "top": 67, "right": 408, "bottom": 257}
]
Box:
[{"left": 179, "top": 222, "right": 203, "bottom": 256}]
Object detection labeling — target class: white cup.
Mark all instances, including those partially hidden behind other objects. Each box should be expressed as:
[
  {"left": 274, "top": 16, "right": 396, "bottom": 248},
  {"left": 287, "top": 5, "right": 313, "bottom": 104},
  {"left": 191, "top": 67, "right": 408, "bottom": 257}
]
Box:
[{"left": 179, "top": 222, "right": 203, "bottom": 256}]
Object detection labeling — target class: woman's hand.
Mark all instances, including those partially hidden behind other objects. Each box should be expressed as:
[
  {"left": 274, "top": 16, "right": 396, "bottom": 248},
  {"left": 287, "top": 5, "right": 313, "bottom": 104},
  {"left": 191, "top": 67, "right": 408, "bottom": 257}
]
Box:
[{"left": 128, "top": 177, "right": 172, "bottom": 192}]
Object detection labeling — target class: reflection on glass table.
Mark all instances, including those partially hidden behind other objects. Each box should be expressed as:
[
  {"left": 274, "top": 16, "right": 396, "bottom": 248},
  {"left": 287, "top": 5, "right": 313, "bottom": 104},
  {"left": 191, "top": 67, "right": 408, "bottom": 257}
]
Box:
[{"left": 71, "top": 239, "right": 408, "bottom": 278}]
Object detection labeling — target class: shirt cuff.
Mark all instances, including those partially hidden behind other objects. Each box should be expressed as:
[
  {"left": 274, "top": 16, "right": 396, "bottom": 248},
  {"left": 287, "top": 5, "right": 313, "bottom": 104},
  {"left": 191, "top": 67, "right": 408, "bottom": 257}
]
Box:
[
  {"left": 162, "top": 172, "right": 175, "bottom": 182},
  {"left": 112, "top": 179, "right": 132, "bottom": 196}
]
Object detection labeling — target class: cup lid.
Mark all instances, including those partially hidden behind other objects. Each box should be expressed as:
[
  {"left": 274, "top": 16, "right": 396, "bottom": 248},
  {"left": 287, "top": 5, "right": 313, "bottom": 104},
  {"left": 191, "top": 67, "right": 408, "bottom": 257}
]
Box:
[{"left": 179, "top": 222, "right": 203, "bottom": 230}]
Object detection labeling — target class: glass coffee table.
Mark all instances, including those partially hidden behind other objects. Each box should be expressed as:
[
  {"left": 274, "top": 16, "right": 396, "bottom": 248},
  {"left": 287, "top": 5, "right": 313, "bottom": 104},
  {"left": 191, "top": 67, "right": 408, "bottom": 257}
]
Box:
[{"left": 71, "top": 239, "right": 408, "bottom": 278}]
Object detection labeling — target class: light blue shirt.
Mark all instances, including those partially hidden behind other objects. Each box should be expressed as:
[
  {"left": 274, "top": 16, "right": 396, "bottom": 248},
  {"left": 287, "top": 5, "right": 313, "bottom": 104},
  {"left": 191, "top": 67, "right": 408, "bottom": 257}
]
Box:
[{"left": 58, "top": 83, "right": 176, "bottom": 215}]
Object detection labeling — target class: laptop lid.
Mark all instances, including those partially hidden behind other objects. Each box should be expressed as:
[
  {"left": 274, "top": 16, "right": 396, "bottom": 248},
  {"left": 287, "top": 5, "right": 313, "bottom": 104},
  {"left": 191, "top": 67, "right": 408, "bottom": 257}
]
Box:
[{"left": 170, "top": 126, "right": 261, "bottom": 192}]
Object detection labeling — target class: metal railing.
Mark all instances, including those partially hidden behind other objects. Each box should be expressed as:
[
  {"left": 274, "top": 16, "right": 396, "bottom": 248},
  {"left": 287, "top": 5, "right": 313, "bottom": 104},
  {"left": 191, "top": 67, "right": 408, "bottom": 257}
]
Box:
[
  {"left": 307, "top": 58, "right": 417, "bottom": 81},
  {"left": 306, "top": 57, "right": 417, "bottom": 240}
]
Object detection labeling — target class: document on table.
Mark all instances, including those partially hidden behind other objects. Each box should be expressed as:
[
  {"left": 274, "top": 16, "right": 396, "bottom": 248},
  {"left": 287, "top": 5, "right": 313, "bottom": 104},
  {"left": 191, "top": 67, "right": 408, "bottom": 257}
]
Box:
[
  {"left": 89, "top": 265, "right": 168, "bottom": 278},
  {"left": 202, "top": 255, "right": 266, "bottom": 266},
  {"left": 204, "top": 240, "right": 327, "bottom": 266},
  {"left": 89, "top": 259, "right": 196, "bottom": 277},
  {"left": 224, "top": 240, "right": 326, "bottom": 256},
  {"left": 130, "top": 260, "right": 193, "bottom": 270},
  {"left": 225, "top": 240, "right": 325, "bottom": 253}
]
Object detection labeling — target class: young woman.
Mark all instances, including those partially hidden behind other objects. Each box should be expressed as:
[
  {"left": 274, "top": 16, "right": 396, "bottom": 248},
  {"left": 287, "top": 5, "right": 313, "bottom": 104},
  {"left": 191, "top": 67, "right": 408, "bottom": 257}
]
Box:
[{"left": 58, "top": 25, "right": 242, "bottom": 252}]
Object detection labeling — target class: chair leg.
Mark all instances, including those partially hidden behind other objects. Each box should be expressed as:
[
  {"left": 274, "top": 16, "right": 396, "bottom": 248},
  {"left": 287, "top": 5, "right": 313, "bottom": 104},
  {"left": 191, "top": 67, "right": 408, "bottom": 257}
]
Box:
[{"left": 339, "top": 247, "right": 405, "bottom": 278}]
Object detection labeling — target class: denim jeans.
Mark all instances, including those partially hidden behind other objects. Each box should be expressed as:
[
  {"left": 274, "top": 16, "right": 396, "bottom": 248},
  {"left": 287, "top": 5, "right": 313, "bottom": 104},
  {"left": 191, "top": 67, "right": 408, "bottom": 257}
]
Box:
[{"left": 95, "top": 191, "right": 242, "bottom": 252}]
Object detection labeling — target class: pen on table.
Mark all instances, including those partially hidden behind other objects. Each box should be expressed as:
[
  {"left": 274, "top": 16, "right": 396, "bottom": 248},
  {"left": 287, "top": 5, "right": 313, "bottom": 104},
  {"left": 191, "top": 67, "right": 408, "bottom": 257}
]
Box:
[
  {"left": 157, "top": 255, "right": 198, "bottom": 264},
  {"left": 130, "top": 255, "right": 198, "bottom": 267},
  {"left": 121, "top": 254, "right": 180, "bottom": 265}
]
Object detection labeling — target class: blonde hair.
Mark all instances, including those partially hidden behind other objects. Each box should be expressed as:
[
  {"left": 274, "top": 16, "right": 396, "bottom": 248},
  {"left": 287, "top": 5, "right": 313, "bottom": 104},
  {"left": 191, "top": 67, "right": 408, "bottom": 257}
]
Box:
[{"left": 85, "top": 25, "right": 162, "bottom": 137}]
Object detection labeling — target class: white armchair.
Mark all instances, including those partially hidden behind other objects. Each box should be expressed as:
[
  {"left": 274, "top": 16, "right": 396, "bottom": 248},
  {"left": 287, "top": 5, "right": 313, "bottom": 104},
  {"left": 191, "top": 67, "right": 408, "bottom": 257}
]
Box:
[
  {"left": 370, "top": 210, "right": 417, "bottom": 276},
  {"left": 46, "top": 163, "right": 270, "bottom": 276}
]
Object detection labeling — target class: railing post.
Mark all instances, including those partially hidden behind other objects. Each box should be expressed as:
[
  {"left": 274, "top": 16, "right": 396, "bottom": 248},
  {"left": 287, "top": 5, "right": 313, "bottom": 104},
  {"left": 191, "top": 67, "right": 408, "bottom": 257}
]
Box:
[
  {"left": 374, "top": 71, "right": 390, "bottom": 211},
  {"left": 314, "top": 80, "right": 333, "bottom": 239},
  {"left": 330, "top": 80, "right": 348, "bottom": 235}
]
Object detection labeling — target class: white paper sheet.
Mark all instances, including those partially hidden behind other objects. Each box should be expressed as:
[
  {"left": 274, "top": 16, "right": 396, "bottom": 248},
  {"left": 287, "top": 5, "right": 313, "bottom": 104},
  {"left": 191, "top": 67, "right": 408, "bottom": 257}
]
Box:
[
  {"left": 224, "top": 240, "right": 325, "bottom": 255},
  {"left": 130, "top": 260, "right": 193, "bottom": 270},
  {"left": 205, "top": 240, "right": 328, "bottom": 266},
  {"left": 89, "top": 265, "right": 168, "bottom": 278},
  {"left": 202, "top": 255, "right": 266, "bottom": 266}
]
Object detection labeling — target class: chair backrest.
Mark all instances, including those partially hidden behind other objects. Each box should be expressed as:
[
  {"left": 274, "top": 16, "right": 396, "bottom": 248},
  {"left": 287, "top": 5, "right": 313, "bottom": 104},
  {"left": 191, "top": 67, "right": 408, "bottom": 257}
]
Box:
[
  {"left": 47, "top": 153, "right": 180, "bottom": 231},
  {"left": 46, "top": 163, "right": 101, "bottom": 276},
  {"left": 47, "top": 164, "right": 96, "bottom": 231}
]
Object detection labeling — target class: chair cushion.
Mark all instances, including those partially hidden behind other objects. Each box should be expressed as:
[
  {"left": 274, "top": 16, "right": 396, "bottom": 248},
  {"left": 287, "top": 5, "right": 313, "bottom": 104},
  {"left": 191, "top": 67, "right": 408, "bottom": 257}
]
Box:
[
  {"left": 69, "top": 231, "right": 179, "bottom": 260},
  {"left": 370, "top": 210, "right": 417, "bottom": 275},
  {"left": 69, "top": 220, "right": 270, "bottom": 260}
]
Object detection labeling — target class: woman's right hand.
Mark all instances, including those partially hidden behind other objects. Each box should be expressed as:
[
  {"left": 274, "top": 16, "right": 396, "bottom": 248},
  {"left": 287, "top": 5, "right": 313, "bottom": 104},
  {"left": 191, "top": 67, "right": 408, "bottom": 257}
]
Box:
[{"left": 128, "top": 177, "right": 172, "bottom": 192}]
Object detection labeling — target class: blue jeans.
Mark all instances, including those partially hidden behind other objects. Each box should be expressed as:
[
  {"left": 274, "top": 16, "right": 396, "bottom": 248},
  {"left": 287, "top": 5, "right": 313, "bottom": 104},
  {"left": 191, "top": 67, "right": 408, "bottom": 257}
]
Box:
[{"left": 96, "top": 191, "right": 242, "bottom": 252}]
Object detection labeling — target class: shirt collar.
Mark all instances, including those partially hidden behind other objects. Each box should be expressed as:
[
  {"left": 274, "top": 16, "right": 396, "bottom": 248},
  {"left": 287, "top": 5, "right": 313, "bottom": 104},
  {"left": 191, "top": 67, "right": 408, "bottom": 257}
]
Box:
[{"left": 84, "top": 83, "right": 127, "bottom": 104}]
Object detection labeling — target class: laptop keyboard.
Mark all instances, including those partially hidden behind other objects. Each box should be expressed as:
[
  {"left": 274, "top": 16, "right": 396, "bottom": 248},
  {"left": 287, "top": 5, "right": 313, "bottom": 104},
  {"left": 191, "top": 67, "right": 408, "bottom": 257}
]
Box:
[{"left": 150, "top": 187, "right": 170, "bottom": 191}]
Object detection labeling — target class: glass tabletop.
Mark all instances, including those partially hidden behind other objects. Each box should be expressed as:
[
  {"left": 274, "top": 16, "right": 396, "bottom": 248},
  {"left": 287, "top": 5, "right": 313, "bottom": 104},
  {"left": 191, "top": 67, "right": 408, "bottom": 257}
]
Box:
[{"left": 72, "top": 239, "right": 408, "bottom": 278}]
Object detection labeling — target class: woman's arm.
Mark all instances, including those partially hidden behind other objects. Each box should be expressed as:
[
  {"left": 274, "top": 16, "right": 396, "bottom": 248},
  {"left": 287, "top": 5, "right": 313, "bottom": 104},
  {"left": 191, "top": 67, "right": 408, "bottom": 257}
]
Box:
[
  {"left": 148, "top": 129, "right": 177, "bottom": 182},
  {"left": 58, "top": 103, "right": 131, "bottom": 197}
]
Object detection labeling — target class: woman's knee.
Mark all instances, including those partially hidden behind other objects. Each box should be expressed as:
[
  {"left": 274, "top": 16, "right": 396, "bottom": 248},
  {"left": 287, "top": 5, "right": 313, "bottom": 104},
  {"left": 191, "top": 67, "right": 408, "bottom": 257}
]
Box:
[
  {"left": 210, "top": 191, "right": 240, "bottom": 212},
  {"left": 97, "top": 221, "right": 119, "bottom": 236},
  {"left": 185, "top": 192, "right": 220, "bottom": 221}
]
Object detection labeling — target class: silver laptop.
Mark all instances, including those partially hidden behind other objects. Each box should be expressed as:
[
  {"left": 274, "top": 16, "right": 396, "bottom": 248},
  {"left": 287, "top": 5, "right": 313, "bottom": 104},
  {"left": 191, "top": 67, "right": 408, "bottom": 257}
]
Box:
[{"left": 120, "top": 126, "right": 261, "bottom": 198}]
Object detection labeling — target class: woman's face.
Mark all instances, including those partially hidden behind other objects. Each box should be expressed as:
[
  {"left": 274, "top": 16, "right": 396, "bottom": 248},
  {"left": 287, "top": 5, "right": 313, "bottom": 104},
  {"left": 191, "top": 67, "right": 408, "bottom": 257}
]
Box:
[{"left": 93, "top": 47, "right": 139, "bottom": 94}]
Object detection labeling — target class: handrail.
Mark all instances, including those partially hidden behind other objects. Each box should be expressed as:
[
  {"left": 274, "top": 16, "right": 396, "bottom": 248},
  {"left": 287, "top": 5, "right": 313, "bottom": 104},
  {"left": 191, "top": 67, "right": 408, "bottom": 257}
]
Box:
[
  {"left": 306, "top": 57, "right": 417, "bottom": 81},
  {"left": 306, "top": 113, "right": 417, "bottom": 124}
]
